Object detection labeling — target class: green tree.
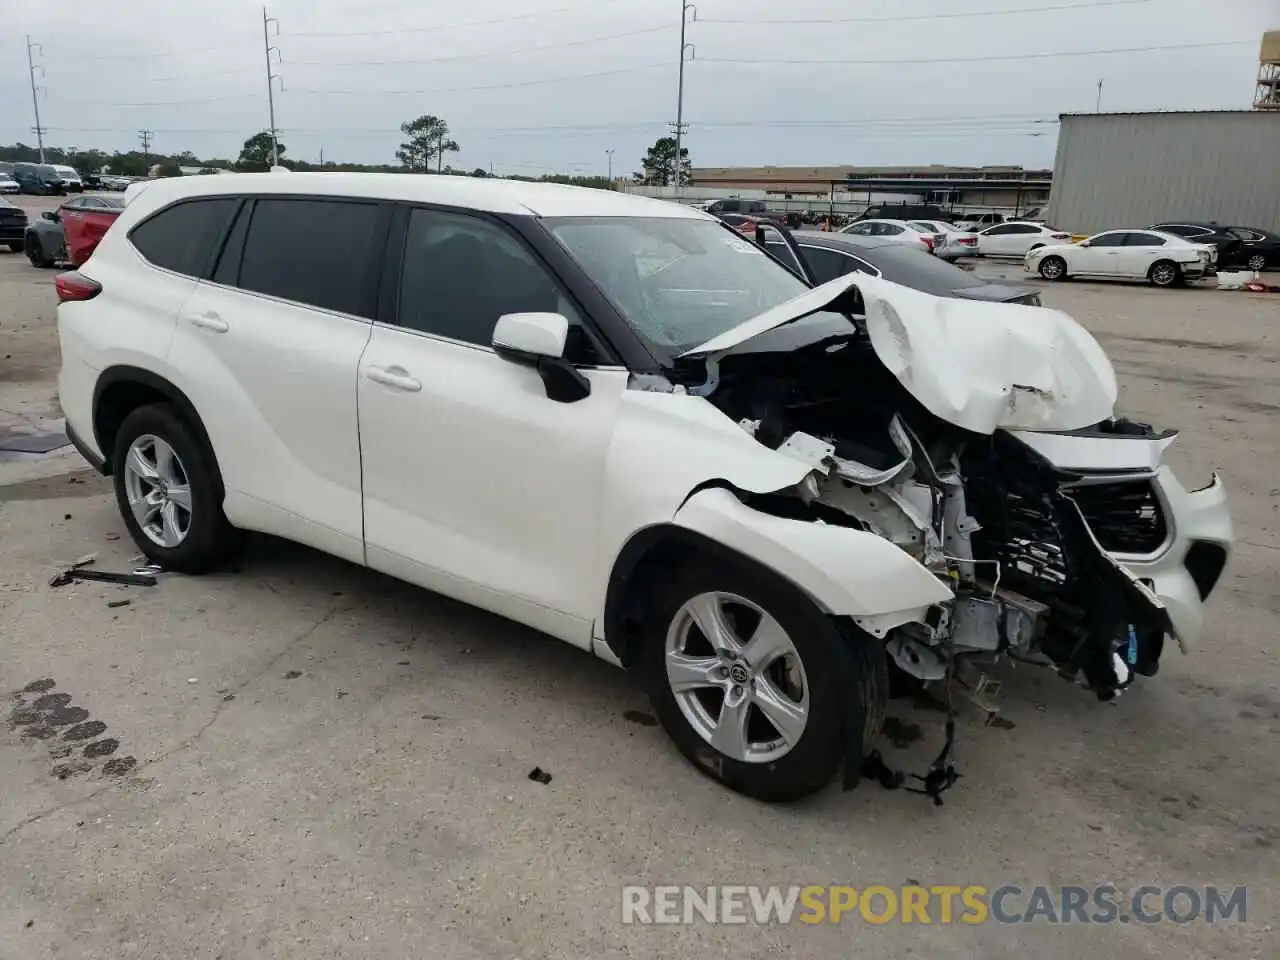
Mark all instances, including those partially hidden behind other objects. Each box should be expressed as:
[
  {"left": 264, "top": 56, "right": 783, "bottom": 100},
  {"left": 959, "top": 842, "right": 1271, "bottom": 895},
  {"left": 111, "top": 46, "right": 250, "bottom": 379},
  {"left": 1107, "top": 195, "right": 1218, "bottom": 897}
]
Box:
[
  {"left": 470, "top": 167, "right": 489, "bottom": 178},
  {"left": 156, "top": 163, "right": 184, "bottom": 178},
  {"left": 634, "top": 137, "right": 691, "bottom": 187},
  {"left": 237, "top": 132, "right": 285, "bottom": 171},
  {"left": 396, "top": 115, "right": 459, "bottom": 173}
]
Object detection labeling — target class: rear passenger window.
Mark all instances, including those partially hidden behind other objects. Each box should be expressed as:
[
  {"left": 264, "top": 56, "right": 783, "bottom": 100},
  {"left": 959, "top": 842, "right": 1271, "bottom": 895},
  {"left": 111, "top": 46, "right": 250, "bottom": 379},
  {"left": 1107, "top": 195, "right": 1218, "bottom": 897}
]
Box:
[
  {"left": 130, "top": 198, "right": 238, "bottom": 278},
  {"left": 799, "top": 246, "right": 854, "bottom": 284},
  {"left": 235, "top": 199, "right": 381, "bottom": 317},
  {"left": 396, "top": 208, "right": 586, "bottom": 351}
]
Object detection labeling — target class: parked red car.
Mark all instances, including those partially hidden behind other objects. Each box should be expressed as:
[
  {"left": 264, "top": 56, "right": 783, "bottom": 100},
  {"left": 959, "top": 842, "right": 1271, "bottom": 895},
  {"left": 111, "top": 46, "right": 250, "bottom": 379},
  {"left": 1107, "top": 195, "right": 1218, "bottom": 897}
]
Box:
[{"left": 25, "top": 194, "right": 125, "bottom": 268}]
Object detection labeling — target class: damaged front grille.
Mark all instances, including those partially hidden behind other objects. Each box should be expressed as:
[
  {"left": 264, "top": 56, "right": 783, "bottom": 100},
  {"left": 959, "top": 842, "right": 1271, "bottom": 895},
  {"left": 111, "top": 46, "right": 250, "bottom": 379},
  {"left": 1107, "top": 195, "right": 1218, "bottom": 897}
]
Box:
[{"left": 1067, "top": 480, "right": 1167, "bottom": 555}]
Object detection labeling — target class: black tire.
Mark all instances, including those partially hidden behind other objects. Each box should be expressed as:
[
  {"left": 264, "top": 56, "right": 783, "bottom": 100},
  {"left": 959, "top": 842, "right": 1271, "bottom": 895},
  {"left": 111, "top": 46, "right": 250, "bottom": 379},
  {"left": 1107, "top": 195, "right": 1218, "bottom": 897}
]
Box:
[
  {"left": 1039, "top": 255, "right": 1067, "bottom": 280},
  {"left": 111, "top": 402, "right": 241, "bottom": 574},
  {"left": 26, "top": 237, "right": 52, "bottom": 268},
  {"left": 6, "top": 241, "right": 21, "bottom": 253},
  {"left": 642, "top": 559, "right": 884, "bottom": 802},
  {"left": 1148, "top": 259, "right": 1179, "bottom": 287}
]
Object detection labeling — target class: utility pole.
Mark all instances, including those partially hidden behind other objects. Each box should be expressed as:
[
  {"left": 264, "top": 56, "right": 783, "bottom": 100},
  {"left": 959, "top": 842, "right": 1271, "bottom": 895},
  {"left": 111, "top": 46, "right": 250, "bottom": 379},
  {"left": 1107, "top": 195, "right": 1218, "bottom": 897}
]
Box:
[
  {"left": 1095, "top": 78, "right": 1104, "bottom": 112},
  {"left": 138, "top": 130, "right": 154, "bottom": 173},
  {"left": 672, "top": 0, "right": 696, "bottom": 195},
  {"left": 26, "top": 36, "right": 47, "bottom": 163},
  {"left": 262, "top": 6, "right": 283, "bottom": 167},
  {"left": 319, "top": 146, "right": 324, "bottom": 168},
  {"left": 606, "top": 148, "right": 615, "bottom": 182}
]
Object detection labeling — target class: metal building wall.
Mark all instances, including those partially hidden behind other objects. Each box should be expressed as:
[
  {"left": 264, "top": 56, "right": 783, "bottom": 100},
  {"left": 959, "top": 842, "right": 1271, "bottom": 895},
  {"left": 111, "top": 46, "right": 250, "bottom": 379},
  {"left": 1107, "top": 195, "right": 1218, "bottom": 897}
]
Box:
[{"left": 1046, "top": 111, "right": 1280, "bottom": 234}]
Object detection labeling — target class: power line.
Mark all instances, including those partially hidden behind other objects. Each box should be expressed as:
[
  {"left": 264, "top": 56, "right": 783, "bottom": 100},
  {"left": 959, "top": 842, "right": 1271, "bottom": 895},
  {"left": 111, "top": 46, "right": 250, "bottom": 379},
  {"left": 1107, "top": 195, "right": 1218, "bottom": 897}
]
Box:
[
  {"left": 698, "top": 0, "right": 1150, "bottom": 25},
  {"left": 699, "top": 38, "right": 1255, "bottom": 67},
  {"left": 289, "top": 61, "right": 671, "bottom": 96},
  {"left": 290, "top": 23, "right": 674, "bottom": 67},
  {"left": 284, "top": 0, "right": 630, "bottom": 39}
]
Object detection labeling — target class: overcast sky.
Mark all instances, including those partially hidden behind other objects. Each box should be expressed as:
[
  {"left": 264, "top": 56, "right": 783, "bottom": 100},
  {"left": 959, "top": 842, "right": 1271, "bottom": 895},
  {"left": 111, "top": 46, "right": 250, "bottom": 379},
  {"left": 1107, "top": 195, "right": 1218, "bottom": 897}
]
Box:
[{"left": 2, "top": 0, "right": 1274, "bottom": 176}]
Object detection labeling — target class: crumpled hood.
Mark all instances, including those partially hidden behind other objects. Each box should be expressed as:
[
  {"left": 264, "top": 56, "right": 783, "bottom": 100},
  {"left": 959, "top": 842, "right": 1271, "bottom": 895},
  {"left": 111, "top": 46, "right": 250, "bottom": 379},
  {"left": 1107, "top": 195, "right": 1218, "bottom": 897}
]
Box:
[{"left": 682, "top": 273, "right": 1118, "bottom": 434}]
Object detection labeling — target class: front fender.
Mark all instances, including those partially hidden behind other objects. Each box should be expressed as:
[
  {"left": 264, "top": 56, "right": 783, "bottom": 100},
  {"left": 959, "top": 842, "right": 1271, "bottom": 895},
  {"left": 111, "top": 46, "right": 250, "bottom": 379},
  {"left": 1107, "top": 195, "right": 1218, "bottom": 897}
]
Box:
[{"left": 673, "top": 487, "right": 954, "bottom": 637}]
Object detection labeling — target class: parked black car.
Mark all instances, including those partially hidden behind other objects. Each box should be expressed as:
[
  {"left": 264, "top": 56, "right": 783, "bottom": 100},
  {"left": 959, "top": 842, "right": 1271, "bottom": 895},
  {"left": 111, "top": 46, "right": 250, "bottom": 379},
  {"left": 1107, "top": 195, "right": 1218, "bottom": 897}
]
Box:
[
  {"left": 758, "top": 228, "right": 1042, "bottom": 304},
  {"left": 1148, "top": 221, "right": 1280, "bottom": 272},
  {"left": 0, "top": 198, "right": 28, "bottom": 253},
  {"left": 856, "top": 203, "right": 954, "bottom": 223}
]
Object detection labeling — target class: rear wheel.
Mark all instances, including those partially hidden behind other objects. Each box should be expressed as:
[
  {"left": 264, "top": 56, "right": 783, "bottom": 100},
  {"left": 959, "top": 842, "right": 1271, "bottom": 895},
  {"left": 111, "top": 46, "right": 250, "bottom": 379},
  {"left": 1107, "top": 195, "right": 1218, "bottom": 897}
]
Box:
[
  {"left": 643, "top": 559, "right": 883, "bottom": 802},
  {"left": 1246, "top": 253, "right": 1267, "bottom": 272},
  {"left": 112, "top": 403, "right": 241, "bottom": 574},
  {"left": 1148, "top": 260, "right": 1179, "bottom": 287},
  {"left": 1039, "top": 255, "right": 1067, "bottom": 280}
]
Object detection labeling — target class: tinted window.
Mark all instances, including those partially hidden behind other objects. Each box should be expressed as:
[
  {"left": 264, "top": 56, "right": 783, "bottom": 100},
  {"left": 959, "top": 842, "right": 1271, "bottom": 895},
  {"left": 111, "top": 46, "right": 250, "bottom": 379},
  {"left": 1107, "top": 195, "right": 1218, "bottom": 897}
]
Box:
[
  {"left": 762, "top": 240, "right": 806, "bottom": 277},
  {"left": 398, "top": 208, "right": 582, "bottom": 348},
  {"left": 1007, "top": 223, "right": 1040, "bottom": 234},
  {"left": 984, "top": 224, "right": 1016, "bottom": 236},
  {"left": 877, "top": 223, "right": 904, "bottom": 236},
  {"left": 849, "top": 243, "right": 984, "bottom": 295},
  {"left": 1088, "top": 232, "right": 1129, "bottom": 247},
  {"left": 799, "top": 245, "right": 858, "bottom": 284},
  {"left": 845, "top": 222, "right": 875, "bottom": 236},
  {"left": 130, "top": 198, "right": 239, "bottom": 278},
  {"left": 237, "top": 198, "right": 380, "bottom": 316},
  {"left": 1229, "top": 227, "right": 1263, "bottom": 241},
  {"left": 1127, "top": 232, "right": 1165, "bottom": 246},
  {"left": 1155, "top": 224, "right": 1208, "bottom": 239}
]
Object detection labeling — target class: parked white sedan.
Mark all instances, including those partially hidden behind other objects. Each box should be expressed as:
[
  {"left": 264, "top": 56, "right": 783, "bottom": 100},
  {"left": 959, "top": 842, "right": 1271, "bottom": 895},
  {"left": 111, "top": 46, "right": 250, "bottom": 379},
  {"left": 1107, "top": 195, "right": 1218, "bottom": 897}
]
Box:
[
  {"left": 975, "top": 222, "right": 1073, "bottom": 258},
  {"left": 839, "top": 219, "right": 943, "bottom": 254},
  {"left": 1025, "top": 229, "right": 1213, "bottom": 286},
  {"left": 907, "top": 220, "right": 978, "bottom": 261}
]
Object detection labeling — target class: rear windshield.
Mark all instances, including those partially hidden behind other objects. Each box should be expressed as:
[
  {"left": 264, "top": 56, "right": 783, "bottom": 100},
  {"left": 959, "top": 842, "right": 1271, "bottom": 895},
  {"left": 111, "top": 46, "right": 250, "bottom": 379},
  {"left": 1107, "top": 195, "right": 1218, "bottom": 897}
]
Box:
[{"left": 862, "top": 244, "right": 987, "bottom": 294}]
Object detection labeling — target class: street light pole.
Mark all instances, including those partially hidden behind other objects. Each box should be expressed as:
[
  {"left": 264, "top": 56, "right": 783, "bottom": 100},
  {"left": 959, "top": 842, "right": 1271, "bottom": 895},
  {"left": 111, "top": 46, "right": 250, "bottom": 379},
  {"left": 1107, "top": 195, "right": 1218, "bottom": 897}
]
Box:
[
  {"left": 606, "top": 148, "right": 615, "bottom": 183},
  {"left": 263, "top": 7, "right": 283, "bottom": 167}
]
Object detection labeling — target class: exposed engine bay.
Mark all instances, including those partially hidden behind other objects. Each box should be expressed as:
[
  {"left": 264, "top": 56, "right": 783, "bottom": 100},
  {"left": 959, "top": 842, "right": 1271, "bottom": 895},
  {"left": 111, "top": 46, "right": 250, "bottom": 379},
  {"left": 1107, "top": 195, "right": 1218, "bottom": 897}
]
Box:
[{"left": 698, "top": 327, "right": 1180, "bottom": 701}]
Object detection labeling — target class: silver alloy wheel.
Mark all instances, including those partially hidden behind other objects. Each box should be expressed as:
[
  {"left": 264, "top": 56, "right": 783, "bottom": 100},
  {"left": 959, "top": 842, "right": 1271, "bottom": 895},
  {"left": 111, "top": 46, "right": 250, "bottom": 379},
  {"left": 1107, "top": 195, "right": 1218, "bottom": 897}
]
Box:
[
  {"left": 664, "top": 591, "right": 810, "bottom": 764},
  {"left": 123, "top": 433, "right": 193, "bottom": 548},
  {"left": 1151, "top": 262, "right": 1177, "bottom": 286},
  {"left": 1040, "top": 257, "right": 1064, "bottom": 279},
  {"left": 1247, "top": 254, "right": 1266, "bottom": 272}
]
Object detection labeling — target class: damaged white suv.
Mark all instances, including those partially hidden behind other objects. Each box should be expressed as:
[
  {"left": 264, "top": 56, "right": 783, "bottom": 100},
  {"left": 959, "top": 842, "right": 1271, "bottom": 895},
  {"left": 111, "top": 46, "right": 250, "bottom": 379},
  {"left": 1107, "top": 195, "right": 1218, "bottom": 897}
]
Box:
[{"left": 56, "top": 174, "right": 1233, "bottom": 802}]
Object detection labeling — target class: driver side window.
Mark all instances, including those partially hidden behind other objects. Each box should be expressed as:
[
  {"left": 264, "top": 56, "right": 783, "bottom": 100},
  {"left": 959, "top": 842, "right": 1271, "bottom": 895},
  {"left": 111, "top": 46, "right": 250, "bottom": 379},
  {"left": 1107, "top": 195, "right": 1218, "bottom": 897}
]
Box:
[{"left": 397, "top": 209, "right": 598, "bottom": 363}]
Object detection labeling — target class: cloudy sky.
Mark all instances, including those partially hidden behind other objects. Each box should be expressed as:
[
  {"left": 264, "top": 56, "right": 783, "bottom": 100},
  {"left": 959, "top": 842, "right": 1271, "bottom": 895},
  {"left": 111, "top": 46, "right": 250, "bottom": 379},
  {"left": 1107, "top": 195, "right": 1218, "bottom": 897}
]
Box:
[{"left": 2, "top": 0, "right": 1274, "bottom": 176}]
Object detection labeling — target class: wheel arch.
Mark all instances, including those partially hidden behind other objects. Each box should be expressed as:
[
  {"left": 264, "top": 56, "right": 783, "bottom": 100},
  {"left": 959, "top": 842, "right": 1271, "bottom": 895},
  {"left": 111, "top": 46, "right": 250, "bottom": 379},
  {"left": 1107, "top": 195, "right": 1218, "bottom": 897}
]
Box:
[
  {"left": 92, "top": 366, "right": 215, "bottom": 476},
  {"left": 602, "top": 522, "right": 791, "bottom": 668}
]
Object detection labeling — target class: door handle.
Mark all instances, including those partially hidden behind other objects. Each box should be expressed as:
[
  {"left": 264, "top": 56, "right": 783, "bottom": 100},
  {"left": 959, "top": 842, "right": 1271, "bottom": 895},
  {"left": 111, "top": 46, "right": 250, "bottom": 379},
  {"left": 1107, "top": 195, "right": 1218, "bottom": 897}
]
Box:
[
  {"left": 186, "top": 311, "right": 229, "bottom": 333},
  {"left": 364, "top": 365, "right": 422, "bottom": 392}
]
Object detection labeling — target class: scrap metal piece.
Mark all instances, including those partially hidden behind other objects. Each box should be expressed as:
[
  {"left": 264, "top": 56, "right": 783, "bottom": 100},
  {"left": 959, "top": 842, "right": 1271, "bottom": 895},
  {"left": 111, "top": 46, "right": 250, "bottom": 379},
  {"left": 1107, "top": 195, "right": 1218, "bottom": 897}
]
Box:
[{"left": 49, "top": 568, "right": 158, "bottom": 588}]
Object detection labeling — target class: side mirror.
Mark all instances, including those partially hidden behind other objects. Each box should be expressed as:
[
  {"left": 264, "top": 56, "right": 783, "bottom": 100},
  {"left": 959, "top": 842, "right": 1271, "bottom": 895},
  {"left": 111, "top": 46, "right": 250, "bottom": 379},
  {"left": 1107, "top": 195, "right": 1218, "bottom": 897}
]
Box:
[
  {"left": 492, "top": 312, "right": 590, "bottom": 404},
  {"left": 42, "top": 211, "right": 58, "bottom": 223}
]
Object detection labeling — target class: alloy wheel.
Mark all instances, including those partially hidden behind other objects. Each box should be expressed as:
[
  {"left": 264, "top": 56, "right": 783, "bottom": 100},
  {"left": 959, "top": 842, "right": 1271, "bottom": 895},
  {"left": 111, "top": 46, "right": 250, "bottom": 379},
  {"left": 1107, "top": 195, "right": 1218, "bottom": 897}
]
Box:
[
  {"left": 1151, "top": 263, "right": 1176, "bottom": 286},
  {"left": 123, "top": 433, "right": 193, "bottom": 548},
  {"left": 1040, "top": 258, "right": 1064, "bottom": 279},
  {"left": 1247, "top": 254, "right": 1266, "bottom": 272},
  {"left": 664, "top": 591, "right": 810, "bottom": 764}
]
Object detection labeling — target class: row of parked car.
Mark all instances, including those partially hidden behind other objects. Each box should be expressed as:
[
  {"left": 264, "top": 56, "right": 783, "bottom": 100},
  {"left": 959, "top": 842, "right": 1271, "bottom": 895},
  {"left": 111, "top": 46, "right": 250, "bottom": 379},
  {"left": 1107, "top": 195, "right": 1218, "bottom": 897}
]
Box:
[
  {"left": 0, "top": 162, "right": 135, "bottom": 195},
  {"left": 0, "top": 193, "right": 126, "bottom": 266}
]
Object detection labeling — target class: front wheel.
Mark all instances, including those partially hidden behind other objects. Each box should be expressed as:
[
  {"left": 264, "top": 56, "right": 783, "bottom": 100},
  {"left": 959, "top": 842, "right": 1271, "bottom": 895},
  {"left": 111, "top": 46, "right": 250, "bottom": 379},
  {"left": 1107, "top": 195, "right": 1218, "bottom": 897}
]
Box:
[
  {"left": 25, "top": 237, "right": 52, "bottom": 268},
  {"left": 1246, "top": 253, "right": 1267, "bottom": 272},
  {"left": 1148, "top": 260, "right": 1180, "bottom": 287},
  {"left": 643, "top": 560, "right": 884, "bottom": 802},
  {"left": 112, "top": 403, "right": 242, "bottom": 574},
  {"left": 1039, "top": 255, "right": 1067, "bottom": 280}
]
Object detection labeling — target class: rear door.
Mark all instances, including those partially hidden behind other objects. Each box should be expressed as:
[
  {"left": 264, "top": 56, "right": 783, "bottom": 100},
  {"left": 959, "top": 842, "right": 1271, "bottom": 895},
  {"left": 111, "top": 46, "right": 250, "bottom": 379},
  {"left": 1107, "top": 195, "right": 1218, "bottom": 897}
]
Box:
[
  {"left": 1120, "top": 231, "right": 1168, "bottom": 277},
  {"left": 168, "top": 195, "right": 388, "bottom": 564}
]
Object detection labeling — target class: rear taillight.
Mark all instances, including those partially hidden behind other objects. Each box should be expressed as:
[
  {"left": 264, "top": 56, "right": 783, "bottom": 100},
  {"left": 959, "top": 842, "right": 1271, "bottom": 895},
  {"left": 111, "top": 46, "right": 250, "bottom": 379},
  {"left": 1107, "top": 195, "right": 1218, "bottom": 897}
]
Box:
[
  {"left": 54, "top": 270, "right": 102, "bottom": 303},
  {"left": 921, "top": 236, "right": 935, "bottom": 250},
  {"left": 958, "top": 236, "right": 977, "bottom": 245}
]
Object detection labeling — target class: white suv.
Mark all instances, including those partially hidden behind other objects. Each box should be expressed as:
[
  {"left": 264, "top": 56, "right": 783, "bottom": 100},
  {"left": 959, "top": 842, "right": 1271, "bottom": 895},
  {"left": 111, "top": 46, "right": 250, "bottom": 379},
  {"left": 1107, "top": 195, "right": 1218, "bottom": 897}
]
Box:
[{"left": 56, "top": 173, "right": 1233, "bottom": 802}]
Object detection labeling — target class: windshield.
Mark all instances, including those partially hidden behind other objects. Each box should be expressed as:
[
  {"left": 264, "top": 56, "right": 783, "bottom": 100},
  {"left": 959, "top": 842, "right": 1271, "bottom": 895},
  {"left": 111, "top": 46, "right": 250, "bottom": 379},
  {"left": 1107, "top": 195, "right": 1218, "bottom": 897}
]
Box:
[
  {"left": 546, "top": 216, "right": 812, "bottom": 352},
  {"left": 53, "top": 166, "right": 78, "bottom": 176}
]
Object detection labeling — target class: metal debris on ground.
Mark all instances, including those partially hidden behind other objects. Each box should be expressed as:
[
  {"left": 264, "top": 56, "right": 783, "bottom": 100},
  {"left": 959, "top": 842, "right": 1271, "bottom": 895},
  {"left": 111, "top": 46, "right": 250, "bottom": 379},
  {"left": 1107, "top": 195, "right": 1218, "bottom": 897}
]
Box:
[
  {"left": 527, "top": 767, "right": 553, "bottom": 785},
  {"left": 106, "top": 599, "right": 132, "bottom": 609},
  {"left": 49, "top": 567, "right": 158, "bottom": 588}
]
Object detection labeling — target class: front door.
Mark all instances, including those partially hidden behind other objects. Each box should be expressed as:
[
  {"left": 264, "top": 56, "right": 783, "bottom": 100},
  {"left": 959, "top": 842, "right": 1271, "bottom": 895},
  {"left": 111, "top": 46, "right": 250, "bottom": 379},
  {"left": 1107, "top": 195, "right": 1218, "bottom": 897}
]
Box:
[
  {"left": 1075, "top": 231, "right": 1128, "bottom": 274},
  {"left": 357, "top": 206, "right": 626, "bottom": 647}
]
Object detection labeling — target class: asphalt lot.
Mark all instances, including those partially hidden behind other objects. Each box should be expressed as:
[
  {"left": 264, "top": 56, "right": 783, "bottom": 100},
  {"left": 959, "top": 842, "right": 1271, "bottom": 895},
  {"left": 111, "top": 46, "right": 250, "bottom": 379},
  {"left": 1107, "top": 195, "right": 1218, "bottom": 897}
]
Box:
[{"left": 1, "top": 230, "right": 1278, "bottom": 959}]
